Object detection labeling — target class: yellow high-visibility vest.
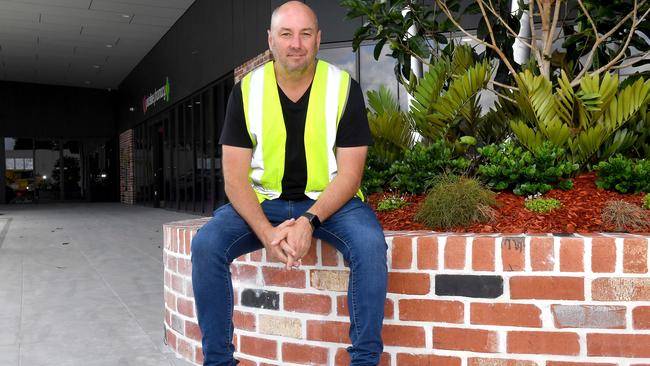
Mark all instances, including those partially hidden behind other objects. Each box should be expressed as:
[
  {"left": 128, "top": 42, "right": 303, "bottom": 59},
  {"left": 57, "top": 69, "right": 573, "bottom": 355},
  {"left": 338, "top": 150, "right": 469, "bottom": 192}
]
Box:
[{"left": 241, "top": 59, "right": 362, "bottom": 202}]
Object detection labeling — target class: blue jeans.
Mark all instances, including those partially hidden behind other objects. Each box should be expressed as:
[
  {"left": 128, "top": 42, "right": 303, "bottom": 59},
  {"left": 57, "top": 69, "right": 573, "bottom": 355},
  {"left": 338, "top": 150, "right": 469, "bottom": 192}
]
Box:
[{"left": 191, "top": 197, "right": 388, "bottom": 366}]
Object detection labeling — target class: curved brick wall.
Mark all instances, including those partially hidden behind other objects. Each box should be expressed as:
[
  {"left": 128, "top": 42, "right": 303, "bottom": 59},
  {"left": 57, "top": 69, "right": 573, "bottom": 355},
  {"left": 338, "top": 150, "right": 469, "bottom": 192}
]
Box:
[{"left": 163, "top": 218, "right": 650, "bottom": 365}]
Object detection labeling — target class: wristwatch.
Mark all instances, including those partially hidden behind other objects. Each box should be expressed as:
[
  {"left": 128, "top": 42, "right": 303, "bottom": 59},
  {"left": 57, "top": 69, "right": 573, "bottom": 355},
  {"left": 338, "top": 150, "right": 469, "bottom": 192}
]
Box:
[{"left": 300, "top": 211, "right": 321, "bottom": 230}]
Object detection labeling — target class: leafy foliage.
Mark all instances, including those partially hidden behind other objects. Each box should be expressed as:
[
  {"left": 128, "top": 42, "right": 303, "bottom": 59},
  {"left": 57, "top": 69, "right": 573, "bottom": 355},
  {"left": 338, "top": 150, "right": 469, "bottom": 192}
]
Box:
[
  {"left": 509, "top": 70, "right": 650, "bottom": 166},
  {"left": 376, "top": 194, "right": 409, "bottom": 212},
  {"left": 477, "top": 141, "right": 579, "bottom": 196},
  {"left": 388, "top": 141, "right": 470, "bottom": 194},
  {"left": 593, "top": 155, "right": 650, "bottom": 193},
  {"left": 601, "top": 200, "right": 650, "bottom": 232},
  {"left": 415, "top": 175, "right": 497, "bottom": 229},
  {"left": 366, "top": 85, "right": 416, "bottom": 164},
  {"left": 644, "top": 194, "right": 650, "bottom": 210},
  {"left": 525, "top": 197, "right": 562, "bottom": 214}
]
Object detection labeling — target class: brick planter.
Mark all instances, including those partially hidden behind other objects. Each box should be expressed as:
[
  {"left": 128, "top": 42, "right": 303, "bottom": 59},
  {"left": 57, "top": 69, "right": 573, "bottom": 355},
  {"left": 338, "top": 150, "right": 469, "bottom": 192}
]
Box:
[{"left": 163, "top": 218, "right": 650, "bottom": 365}]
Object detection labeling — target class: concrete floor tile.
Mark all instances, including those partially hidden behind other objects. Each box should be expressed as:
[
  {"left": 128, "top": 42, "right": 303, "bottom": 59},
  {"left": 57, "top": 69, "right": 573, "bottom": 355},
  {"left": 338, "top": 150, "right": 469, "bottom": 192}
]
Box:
[
  {"left": 0, "top": 316, "right": 20, "bottom": 346},
  {"left": 0, "top": 344, "right": 19, "bottom": 366}
]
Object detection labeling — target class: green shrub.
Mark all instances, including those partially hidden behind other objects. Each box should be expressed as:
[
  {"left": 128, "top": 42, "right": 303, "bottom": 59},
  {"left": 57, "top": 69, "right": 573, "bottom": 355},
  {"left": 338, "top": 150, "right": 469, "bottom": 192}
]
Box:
[
  {"left": 644, "top": 194, "right": 650, "bottom": 210},
  {"left": 388, "top": 141, "right": 470, "bottom": 194},
  {"left": 525, "top": 197, "right": 561, "bottom": 214},
  {"left": 594, "top": 155, "right": 650, "bottom": 194},
  {"left": 376, "top": 194, "right": 409, "bottom": 212},
  {"left": 362, "top": 152, "right": 393, "bottom": 194},
  {"left": 415, "top": 175, "right": 497, "bottom": 229},
  {"left": 478, "top": 141, "right": 578, "bottom": 196},
  {"left": 602, "top": 200, "right": 650, "bottom": 232}
]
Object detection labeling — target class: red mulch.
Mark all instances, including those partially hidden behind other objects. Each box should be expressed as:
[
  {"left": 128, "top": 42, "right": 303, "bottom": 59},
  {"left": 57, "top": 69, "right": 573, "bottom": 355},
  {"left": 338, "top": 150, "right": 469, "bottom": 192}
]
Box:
[{"left": 368, "top": 172, "right": 650, "bottom": 234}]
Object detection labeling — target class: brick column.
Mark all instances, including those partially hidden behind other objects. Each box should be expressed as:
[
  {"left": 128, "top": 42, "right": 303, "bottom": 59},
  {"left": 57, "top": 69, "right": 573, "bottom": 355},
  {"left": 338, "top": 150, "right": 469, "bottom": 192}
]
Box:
[
  {"left": 119, "top": 129, "right": 134, "bottom": 204},
  {"left": 234, "top": 50, "right": 273, "bottom": 83}
]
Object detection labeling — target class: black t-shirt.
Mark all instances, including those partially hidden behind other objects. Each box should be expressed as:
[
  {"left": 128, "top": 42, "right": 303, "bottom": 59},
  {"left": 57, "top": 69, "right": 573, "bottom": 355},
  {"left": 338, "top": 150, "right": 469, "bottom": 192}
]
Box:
[{"left": 219, "top": 76, "right": 372, "bottom": 200}]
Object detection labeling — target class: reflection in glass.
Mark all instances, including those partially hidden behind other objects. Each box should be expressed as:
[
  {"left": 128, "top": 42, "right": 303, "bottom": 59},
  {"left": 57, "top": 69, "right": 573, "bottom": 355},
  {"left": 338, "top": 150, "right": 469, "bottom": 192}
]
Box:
[
  {"left": 34, "top": 139, "right": 59, "bottom": 201},
  {"left": 360, "top": 43, "right": 410, "bottom": 111},
  {"left": 318, "top": 46, "right": 358, "bottom": 81},
  {"left": 5, "top": 138, "right": 35, "bottom": 203}
]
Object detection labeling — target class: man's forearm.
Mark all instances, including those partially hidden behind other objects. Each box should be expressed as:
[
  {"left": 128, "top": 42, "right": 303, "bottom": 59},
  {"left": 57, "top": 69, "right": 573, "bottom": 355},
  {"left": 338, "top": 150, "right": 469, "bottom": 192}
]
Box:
[
  {"left": 225, "top": 180, "right": 274, "bottom": 242},
  {"left": 305, "top": 171, "right": 361, "bottom": 223}
]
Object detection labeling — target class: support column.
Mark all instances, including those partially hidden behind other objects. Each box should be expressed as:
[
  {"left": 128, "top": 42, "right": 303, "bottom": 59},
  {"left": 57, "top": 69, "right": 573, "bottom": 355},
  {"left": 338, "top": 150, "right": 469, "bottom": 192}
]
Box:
[{"left": 0, "top": 137, "right": 5, "bottom": 204}]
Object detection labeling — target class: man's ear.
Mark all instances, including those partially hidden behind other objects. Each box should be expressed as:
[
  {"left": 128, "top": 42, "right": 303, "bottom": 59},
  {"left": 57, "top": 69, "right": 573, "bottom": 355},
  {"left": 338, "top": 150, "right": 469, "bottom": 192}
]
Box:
[{"left": 267, "top": 30, "right": 273, "bottom": 50}]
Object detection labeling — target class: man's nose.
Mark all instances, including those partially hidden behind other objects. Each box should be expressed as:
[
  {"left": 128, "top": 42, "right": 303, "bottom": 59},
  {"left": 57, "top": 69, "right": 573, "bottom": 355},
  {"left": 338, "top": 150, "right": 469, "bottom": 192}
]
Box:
[{"left": 289, "top": 34, "right": 302, "bottom": 49}]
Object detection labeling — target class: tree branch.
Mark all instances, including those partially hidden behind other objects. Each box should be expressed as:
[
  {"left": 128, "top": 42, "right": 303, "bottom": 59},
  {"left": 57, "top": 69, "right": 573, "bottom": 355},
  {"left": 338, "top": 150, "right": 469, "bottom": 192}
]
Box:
[{"left": 482, "top": 0, "right": 534, "bottom": 49}]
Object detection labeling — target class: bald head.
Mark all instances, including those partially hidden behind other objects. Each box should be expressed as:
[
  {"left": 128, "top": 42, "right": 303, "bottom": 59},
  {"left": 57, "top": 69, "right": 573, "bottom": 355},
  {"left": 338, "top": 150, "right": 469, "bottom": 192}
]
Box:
[{"left": 270, "top": 1, "right": 319, "bottom": 32}]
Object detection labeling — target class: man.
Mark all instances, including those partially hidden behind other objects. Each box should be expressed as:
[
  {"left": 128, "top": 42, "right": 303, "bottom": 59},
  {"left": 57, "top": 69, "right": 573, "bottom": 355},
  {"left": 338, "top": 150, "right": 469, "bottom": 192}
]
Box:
[{"left": 191, "top": 2, "right": 387, "bottom": 365}]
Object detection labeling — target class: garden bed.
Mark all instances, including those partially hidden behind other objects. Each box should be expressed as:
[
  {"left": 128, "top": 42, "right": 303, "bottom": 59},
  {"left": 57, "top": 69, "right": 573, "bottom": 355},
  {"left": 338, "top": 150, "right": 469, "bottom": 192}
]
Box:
[{"left": 369, "top": 172, "right": 649, "bottom": 234}]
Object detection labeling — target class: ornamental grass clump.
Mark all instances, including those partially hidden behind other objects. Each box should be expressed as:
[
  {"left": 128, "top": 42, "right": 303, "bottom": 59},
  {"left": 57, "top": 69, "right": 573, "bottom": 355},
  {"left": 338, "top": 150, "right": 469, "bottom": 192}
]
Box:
[
  {"left": 415, "top": 175, "right": 497, "bottom": 229},
  {"left": 601, "top": 200, "right": 650, "bottom": 232}
]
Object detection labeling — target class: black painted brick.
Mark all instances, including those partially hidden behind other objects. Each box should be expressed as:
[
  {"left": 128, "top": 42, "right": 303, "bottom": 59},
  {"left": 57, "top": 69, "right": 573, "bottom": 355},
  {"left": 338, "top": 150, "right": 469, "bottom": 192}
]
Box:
[
  {"left": 241, "top": 288, "right": 279, "bottom": 310},
  {"left": 435, "top": 274, "right": 503, "bottom": 298}
]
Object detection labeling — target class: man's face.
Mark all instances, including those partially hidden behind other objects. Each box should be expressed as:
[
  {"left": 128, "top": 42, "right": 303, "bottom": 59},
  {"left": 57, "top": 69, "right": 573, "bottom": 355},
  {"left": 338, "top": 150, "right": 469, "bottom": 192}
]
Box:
[{"left": 268, "top": 4, "right": 321, "bottom": 75}]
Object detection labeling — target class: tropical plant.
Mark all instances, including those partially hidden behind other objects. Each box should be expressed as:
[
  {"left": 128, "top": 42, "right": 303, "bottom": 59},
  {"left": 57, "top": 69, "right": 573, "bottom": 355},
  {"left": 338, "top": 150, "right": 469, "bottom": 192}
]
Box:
[
  {"left": 508, "top": 70, "right": 650, "bottom": 167},
  {"left": 477, "top": 141, "right": 578, "bottom": 196},
  {"left": 644, "top": 193, "right": 650, "bottom": 210},
  {"left": 366, "top": 85, "right": 416, "bottom": 164},
  {"left": 593, "top": 155, "right": 650, "bottom": 193},
  {"left": 415, "top": 175, "right": 497, "bottom": 229}
]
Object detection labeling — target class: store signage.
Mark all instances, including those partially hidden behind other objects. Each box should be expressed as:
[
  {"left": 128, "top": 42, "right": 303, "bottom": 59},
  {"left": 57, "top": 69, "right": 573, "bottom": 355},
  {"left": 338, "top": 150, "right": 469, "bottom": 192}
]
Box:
[{"left": 143, "top": 77, "right": 170, "bottom": 114}]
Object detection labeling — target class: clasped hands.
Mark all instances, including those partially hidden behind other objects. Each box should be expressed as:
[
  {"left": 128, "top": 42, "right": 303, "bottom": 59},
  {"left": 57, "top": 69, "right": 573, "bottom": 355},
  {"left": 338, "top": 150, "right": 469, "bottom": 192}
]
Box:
[{"left": 264, "top": 217, "right": 313, "bottom": 270}]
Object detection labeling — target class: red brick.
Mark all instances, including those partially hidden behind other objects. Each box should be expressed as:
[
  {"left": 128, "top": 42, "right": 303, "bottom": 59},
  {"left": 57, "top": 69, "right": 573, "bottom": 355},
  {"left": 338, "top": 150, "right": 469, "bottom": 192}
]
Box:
[
  {"left": 510, "top": 277, "right": 584, "bottom": 300},
  {"left": 233, "top": 310, "right": 256, "bottom": 331},
  {"left": 399, "top": 299, "right": 463, "bottom": 323},
  {"left": 383, "top": 324, "right": 426, "bottom": 347},
  {"left": 250, "top": 249, "right": 263, "bottom": 261},
  {"left": 165, "top": 328, "right": 177, "bottom": 348},
  {"left": 335, "top": 349, "right": 390, "bottom": 366},
  {"left": 551, "top": 305, "right": 625, "bottom": 329},
  {"left": 469, "top": 359, "right": 537, "bottom": 366},
  {"left": 185, "top": 320, "right": 202, "bottom": 342},
  {"left": 592, "top": 277, "right": 650, "bottom": 301},
  {"left": 624, "top": 238, "right": 648, "bottom": 273},
  {"left": 588, "top": 333, "right": 650, "bottom": 357},
  {"left": 502, "top": 237, "right": 525, "bottom": 271},
  {"left": 195, "top": 346, "right": 204, "bottom": 364},
  {"left": 231, "top": 264, "right": 258, "bottom": 283},
  {"left": 445, "top": 236, "right": 466, "bottom": 269},
  {"left": 282, "top": 343, "right": 328, "bottom": 365},
  {"left": 184, "top": 229, "right": 192, "bottom": 255},
  {"left": 387, "top": 272, "right": 430, "bottom": 294},
  {"left": 560, "top": 238, "right": 584, "bottom": 272},
  {"left": 171, "top": 273, "right": 184, "bottom": 294},
  {"left": 301, "top": 239, "right": 318, "bottom": 265},
  {"left": 321, "top": 241, "right": 339, "bottom": 266},
  {"left": 473, "top": 237, "right": 495, "bottom": 271},
  {"left": 397, "top": 354, "right": 461, "bottom": 366},
  {"left": 531, "top": 237, "right": 554, "bottom": 271},
  {"left": 237, "top": 358, "right": 256, "bottom": 366},
  {"left": 240, "top": 335, "right": 277, "bottom": 360},
  {"left": 546, "top": 362, "right": 616, "bottom": 366},
  {"left": 391, "top": 236, "right": 413, "bottom": 269},
  {"left": 262, "top": 266, "right": 306, "bottom": 288},
  {"left": 283, "top": 292, "right": 331, "bottom": 315},
  {"left": 164, "top": 289, "right": 177, "bottom": 311},
  {"left": 591, "top": 238, "right": 616, "bottom": 273},
  {"left": 508, "top": 331, "right": 579, "bottom": 355},
  {"left": 633, "top": 306, "right": 650, "bottom": 329},
  {"left": 177, "top": 297, "right": 194, "bottom": 317},
  {"left": 471, "top": 303, "right": 542, "bottom": 327},
  {"left": 166, "top": 255, "right": 178, "bottom": 273},
  {"left": 307, "top": 320, "right": 349, "bottom": 343},
  {"left": 433, "top": 327, "right": 498, "bottom": 352},
  {"left": 177, "top": 338, "right": 194, "bottom": 360},
  {"left": 177, "top": 258, "right": 192, "bottom": 276},
  {"left": 338, "top": 295, "right": 394, "bottom": 319},
  {"left": 417, "top": 237, "right": 438, "bottom": 269}
]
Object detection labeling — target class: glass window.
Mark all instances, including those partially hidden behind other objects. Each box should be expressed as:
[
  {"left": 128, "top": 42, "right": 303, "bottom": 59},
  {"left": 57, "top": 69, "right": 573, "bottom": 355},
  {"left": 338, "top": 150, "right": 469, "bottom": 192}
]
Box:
[
  {"left": 318, "top": 45, "right": 358, "bottom": 81},
  {"left": 360, "top": 43, "right": 404, "bottom": 110},
  {"left": 5, "top": 138, "right": 36, "bottom": 203}
]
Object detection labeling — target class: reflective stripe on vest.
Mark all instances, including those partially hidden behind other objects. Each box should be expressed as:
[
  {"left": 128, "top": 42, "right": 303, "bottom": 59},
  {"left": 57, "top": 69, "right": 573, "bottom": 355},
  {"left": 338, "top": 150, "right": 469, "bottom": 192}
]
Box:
[{"left": 241, "top": 60, "right": 352, "bottom": 202}]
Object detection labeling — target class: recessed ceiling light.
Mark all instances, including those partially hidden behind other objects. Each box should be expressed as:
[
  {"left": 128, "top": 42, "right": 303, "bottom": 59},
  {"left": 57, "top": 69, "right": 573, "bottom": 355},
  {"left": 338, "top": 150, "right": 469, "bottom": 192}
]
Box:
[
  {"left": 121, "top": 14, "right": 131, "bottom": 18},
  {"left": 84, "top": 80, "right": 91, "bottom": 85},
  {"left": 92, "top": 65, "right": 100, "bottom": 69},
  {"left": 105, "top": 44, "right": 113, "bottom": 48}
]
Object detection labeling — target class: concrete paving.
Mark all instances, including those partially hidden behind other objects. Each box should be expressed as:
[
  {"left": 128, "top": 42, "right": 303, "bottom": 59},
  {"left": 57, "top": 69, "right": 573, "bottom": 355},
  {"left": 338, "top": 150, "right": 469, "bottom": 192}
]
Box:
[{"left": 0, "top": 203, "right": 204, "bottom": 366}]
